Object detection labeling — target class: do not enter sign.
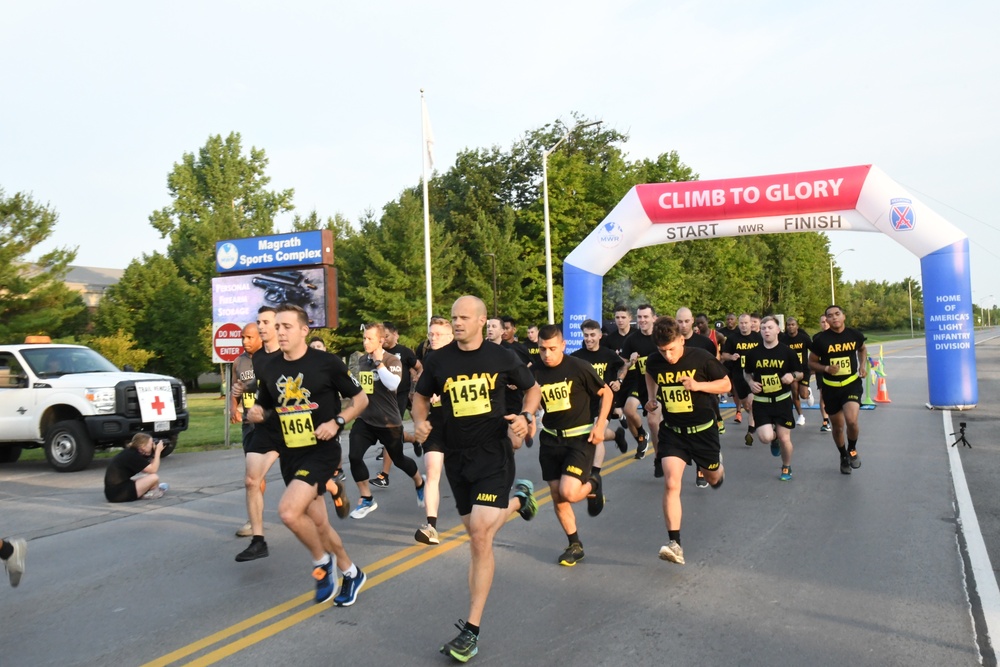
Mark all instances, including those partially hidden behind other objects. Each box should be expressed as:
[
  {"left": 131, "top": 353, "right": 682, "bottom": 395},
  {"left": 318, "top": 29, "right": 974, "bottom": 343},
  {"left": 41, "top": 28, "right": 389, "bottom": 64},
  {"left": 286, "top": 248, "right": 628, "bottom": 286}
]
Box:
[{"left": 214, "top": 323, "right": 244, "bottom": 363}]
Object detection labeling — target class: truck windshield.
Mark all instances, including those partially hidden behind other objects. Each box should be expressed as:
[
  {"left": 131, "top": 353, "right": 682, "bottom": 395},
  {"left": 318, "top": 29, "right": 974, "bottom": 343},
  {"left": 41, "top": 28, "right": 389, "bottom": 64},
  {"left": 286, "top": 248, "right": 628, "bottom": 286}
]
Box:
[{"left": 22, "top": 347, "right": 121, "bottom": 377}]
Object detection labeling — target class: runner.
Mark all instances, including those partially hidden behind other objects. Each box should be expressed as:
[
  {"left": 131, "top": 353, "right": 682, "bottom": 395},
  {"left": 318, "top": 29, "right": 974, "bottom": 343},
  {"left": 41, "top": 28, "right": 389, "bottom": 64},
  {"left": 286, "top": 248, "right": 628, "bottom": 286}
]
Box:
[
  {"left": 500, "top": 315, "right": 534, "bottom": 449},
  {"left": 525, "top": 324, "right": 540, "bottom": 363},
  {"left": 534, "top": 324, "right": 614, "bottom": 566},
  {"left": 696, "top": 312, "right": 727, "bottom": 438},
  {"left": 721, "top": 313, "right": 762, "bottom": 446},
  {"left": 369, "top": 321, "right": 424, "bottom": 484},
  {"left": 570, "top": 319, "right": 628, "bottom": 457},
  {"left": 0, "top": 537, "right": 27, "bottom": 587},
  {"left": 744, "top": 316, "right": 803, "bottom": 481},
  {"left": 248, "top": 303, "right": 368, "bottom": 605},
  {"left": 779, "top": 317, "right": 813, "bottom": 426},
  {"left": 233, "top": 306, "right": 282, "bottom": 559},
  {"left": 817, "top": 314, "right": 832, "bottom": 432},
  {"left": 809, "top": 305, "right": 868, "bottom": 475},
  {"left": 485, "top": 317, "right": 503, "bottom": 345},
  {"left": 602, "top": 303, "right": 636, "bottom": 432},
  {"left": 414, "top": 316, "right": 455, "bottom": 546},
  {"left": 618, "top": 304, "right": 659, "bottom": 459},
  {"left": 720, "top": 312, "right": 740, "bottom": 422},
  {"left": 677, "top": 307, "right": 723, "bottom": 486},
  {"left": 644, "top": 316, "right": 730, "bottom": 565},
  {"left": 347, "top": 323, "right": 426, "bottom": 519},
  {"left": 412, "top": 295, "right": 541, "bottom": 663}
]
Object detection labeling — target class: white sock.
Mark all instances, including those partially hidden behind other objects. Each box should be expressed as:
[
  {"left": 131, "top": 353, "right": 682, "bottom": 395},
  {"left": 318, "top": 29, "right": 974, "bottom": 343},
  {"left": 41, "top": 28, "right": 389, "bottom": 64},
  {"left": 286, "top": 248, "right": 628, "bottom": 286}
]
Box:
[
  {"left": 341, "top": 563, "right": 358, "bottom": 578},
  {"left": 312, "top": 553, "right": 331, "bottom": 567}
]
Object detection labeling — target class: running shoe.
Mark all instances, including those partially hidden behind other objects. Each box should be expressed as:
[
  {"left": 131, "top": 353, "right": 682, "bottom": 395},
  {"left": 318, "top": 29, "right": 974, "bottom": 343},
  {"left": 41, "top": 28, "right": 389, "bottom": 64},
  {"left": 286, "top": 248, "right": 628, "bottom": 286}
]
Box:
[
  {"left": 796, "top": 413, "right": 806, "bottom": 426},
  {"left": 235, "top": 539, "right": 269, "bottom": 562},
  {"left": 235, "top": 520, "right": 253, "bottom": 537},
  {"left": 375, "top": 447, "right": 384, "bottom": 461},
  {"left": 350, "top": 497, "right": 378, "bottom": 519},
  {"left": 634, "top": 428, "right": 649, "bottom": 460},
  {"left": 326, "top": 479, "right": 351, "bottom": 520},
  {"left": 415, "top": 523, "right": 440, "bottom": 545},
  {"left": 158, "top": 482, "right": 169, "bottom": 492},
  {"left": 717, "top": 420, "right": 726, "bottom": 435},
  {"left": 734, "top": 410, "right": 742, "bottom": 424},
  {"left": 416, "top": 476, "right": 426, "bottom": 508},
  {"left": 142, "top": 487, "right": 164, "bottom": 500},
  {"left": 658, "top": 540, "right": 685, "bottom": 565},
  {"left": 695, "top": 470, "right": 708, "bottom": 489},
  {"left": 333, "top": 468, "right": 347, "bottom": 482},
  {"left": 807, "top": 388, "right": 815, "bottom": 407},
  {"left": 780, "top": 466, "right": 792, "bottom": 481},
  {"left": 4, "top": 538, "right": 26, "bottom": 587},
  {"left": 849, "top": 450, "right": 861, "bottom": 469},
  {"left": 313, "top": 559, "right": 335, "bottom": 604},
  {"left": 558, "top": 542, "right": 585, "bottom": 566},
  {"left": 334, "top": 567, "right": 366, "bottom": 607},
  {"left": 653, "top": 456, "right": 663, "bottom": 478},
  {"left": 586, "top": 473, "right": 605, "bottom": 517},
  {"left": 770, "top": 441, "right": 780, "bottom": 457},
  {"left": 614, "top": 427, "right": 628, "bottom": 454},
  {"left": 440, "top": 621, "right": 479, "bottom": 663},
  {"left": 745, "top": 432, "right": 754, "bottom": 447},
  {"left": 369, "top": 472, "right": 389, "bottom": 488},
  {"left": 524, "top": 434, "right": 534, "bottom": 448},
  {"left": 840, "top": 457, "right": 852, "bottom": 475},
  {"left": 820, "top": 420, "right": 831, "bottom": 433},
  {"left": 513, "top": 479, "right": 538, "bottom": 521},
  {"left": 413, "top": 441, "right": 423, "bottom": 457}
]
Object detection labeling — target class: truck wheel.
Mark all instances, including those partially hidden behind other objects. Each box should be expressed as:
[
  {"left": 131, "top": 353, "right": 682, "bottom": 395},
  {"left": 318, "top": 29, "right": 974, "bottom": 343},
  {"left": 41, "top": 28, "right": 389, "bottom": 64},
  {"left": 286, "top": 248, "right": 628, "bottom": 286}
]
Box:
[
  {"left": 0, "top": 446, "right": 22, "bottom": 464},
  {"left": 44, "top": 420, "right": 95, "bottom": 472},
  {"left": 160, "top": 435, "right": 177, "bottom": 458}
]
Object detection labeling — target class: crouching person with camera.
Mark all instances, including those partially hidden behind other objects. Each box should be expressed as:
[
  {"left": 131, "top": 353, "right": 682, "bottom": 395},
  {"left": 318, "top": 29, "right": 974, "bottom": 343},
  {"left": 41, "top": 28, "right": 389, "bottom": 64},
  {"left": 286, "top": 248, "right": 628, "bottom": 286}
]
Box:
[{"left": 104, "top": 433, "right": 169, "bottom": 502}]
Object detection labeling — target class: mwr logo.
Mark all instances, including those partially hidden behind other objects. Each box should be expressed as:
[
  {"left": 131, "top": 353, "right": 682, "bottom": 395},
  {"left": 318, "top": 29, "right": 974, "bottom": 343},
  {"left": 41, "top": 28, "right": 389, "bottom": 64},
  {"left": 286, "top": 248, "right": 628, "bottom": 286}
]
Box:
[
  {"left": 217, "top": 242, "right": 239, "bottom": 269},
  {"left": 889, "top": 198, "right": 914, "bottom": 231},
  {"left": 598, "top": 221, "right": 624, "bottom": 248}
]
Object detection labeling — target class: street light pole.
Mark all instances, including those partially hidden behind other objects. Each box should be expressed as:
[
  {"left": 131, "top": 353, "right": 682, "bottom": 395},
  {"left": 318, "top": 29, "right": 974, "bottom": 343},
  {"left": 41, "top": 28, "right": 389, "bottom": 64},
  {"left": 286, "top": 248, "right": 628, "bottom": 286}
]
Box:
[
  {"left": 829, "top": 248, "right": 855, "bottom": 304},
  {"left": 484, "top": 252, "right": 498, "bottom": 318},
  {"left": 908, "top": 278, "right": 914, "bottom": 338},
  {"left": 542, "top": 120, "right": 603, "bottom": 324}
]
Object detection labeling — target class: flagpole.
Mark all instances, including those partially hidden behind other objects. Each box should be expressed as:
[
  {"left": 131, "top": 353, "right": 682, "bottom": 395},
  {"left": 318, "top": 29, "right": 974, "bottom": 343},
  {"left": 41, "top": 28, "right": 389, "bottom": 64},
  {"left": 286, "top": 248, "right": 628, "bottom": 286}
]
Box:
[{"left": 421, "top": 89, "right": 433, "bottom": 324}]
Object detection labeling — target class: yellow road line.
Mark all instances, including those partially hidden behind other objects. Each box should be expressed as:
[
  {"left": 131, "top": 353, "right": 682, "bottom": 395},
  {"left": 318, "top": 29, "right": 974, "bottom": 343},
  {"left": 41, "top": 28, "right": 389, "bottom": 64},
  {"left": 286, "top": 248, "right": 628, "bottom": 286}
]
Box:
[{"left": 144, "top": 457, "right": 666, "bottom": 667}]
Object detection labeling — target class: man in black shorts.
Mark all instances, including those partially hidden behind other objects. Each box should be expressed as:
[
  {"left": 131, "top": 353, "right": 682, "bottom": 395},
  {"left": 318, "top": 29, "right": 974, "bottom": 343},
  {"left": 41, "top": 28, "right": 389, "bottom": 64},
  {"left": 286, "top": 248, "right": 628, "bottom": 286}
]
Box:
[
  {"left": 779, "top": 317, "right": 813, "bottom": 426},
  {"left": 721, "top": 313, "right": 762, "bottom": 446},
  {"left": 618, "top": 304, "right": 659, "bottom": 459},
  {"left": 744, "top": 316, "right": 802, "bottom": 481},
  {"left": 603, "top": 303, "right": 636, "bottom": 432},
  {"left": 249, "top": 304, "right": 369, "bottom": 606},
  {"left": 371, "top": 322, "right": 423, "bottom": 481},
  {"left": 233, "top": 306, "right": 282, "bottom": 559},
  {"left": 644, "top": 316, "right": 730, "bottom": 565},
  {"left": 413, "top": 315, "right": 455, "bottom": 546},
  {"left": 536, "top": 324, "right": 614, "bottom": 566},
  {"left": 412, "top": 296, "right": 541, "bottom": 663},
  {"left": 570, "top": 319, "right": 628, "bottom": 455},
  {"left": 677, "top": 307, "right": 723, "bottom": 486},
  {"left": 809, "top": 305, "right": 868, "bottom": 474}
]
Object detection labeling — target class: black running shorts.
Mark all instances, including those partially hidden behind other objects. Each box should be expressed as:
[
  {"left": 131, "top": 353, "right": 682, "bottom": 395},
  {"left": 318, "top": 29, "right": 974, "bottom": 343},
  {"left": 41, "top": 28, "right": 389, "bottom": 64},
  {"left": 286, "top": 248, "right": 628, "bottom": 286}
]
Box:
[
  {"left": 279, "top": 441, "right": 340, "bottom": 491},
  {"left": 444, "top": 439, "right": 515, "bottom": 516},
  {"left": 751, "top": 398, "right": 795, "bottom": 430},
  {"left": 657, "top": 426, "right": 722, "bottom": 472},
  {"left": 538, "top": 432, "right": 595, "bottom": 483},
  {"left": 821, "top": 378, "right": 863, "bottom": 416}
]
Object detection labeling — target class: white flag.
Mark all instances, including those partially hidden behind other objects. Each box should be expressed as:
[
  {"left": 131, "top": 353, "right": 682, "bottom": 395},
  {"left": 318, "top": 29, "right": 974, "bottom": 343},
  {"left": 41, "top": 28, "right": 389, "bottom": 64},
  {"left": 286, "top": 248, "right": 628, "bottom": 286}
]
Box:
[{"left": 422, "top": 95, "right": 435, "bottom": 171}]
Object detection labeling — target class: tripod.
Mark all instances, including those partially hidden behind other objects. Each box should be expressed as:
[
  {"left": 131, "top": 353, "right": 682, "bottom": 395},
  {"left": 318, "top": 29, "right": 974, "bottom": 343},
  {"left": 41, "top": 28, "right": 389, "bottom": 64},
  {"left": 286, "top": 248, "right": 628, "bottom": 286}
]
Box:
[{"left": 950, "top": 422, "right": 972, "bottom": 448}]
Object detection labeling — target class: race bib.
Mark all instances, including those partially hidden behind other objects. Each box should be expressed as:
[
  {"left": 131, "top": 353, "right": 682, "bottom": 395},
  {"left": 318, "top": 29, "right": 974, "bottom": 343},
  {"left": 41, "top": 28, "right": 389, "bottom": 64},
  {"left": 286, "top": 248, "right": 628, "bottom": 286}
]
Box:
[
  {"left": 829, "top": 356, "right": 852, "bottom": 375},
  {"left": 659, "top": 386, "right": 693, "bottom": 413},
  {"left": 448, "top": 377, "right": 492, "bottom": 417},
  {"left": 358, "top": 370, "right": 375, "bottom": 395},
  {"left": 241, "top": 393, "right": 256, "bottom": 409},
  {"left": 761, "top": 374, "right": 782, "bottom": 393},
  {"left": 636, "top": 356, "right": 648, "bottom": 375},
  {"left": 279, "top": 411, "right": 317, "bottom": 448},
  {"left": 540, "top": 381, "right": 572, "bottom": 413}
]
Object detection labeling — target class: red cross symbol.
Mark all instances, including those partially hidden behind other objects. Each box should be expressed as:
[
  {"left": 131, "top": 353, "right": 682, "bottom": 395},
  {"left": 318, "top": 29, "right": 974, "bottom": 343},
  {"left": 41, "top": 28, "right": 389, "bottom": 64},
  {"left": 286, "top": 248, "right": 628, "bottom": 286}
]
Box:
[{"left": 151, "top": 396, "right": 166, "bottom": 415}]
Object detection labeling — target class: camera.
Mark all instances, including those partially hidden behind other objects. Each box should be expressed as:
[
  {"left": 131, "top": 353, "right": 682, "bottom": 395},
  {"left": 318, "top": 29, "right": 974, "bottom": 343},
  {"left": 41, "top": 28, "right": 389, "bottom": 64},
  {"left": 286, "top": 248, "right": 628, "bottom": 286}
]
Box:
[{"left": 959, "top": 422, "right": 967, "bottom": 429}]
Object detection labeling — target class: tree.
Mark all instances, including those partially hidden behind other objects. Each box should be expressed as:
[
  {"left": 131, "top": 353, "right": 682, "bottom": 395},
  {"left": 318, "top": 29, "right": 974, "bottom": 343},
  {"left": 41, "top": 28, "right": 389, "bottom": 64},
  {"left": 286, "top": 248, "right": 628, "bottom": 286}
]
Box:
[
  {"left": 0, "top": 189, "right": 85, "bottom": 341},
  {"left": 87, "top": 330, "right": 155, "bottom": 370}
]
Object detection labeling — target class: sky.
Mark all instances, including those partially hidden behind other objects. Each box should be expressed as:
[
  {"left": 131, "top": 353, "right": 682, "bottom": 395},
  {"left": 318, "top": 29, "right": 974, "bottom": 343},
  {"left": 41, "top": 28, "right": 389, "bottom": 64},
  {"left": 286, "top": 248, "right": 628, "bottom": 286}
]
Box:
[{"left": 4, "top": 1, "right": 999, "bottom": 311}]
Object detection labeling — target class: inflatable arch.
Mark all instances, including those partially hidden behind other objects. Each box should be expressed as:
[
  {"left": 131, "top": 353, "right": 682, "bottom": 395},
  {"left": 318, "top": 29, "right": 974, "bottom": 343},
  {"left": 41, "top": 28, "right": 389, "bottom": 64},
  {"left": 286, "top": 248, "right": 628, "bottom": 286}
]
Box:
[{"left": 562, "top": 165, "right": 977, "bottom": 410}]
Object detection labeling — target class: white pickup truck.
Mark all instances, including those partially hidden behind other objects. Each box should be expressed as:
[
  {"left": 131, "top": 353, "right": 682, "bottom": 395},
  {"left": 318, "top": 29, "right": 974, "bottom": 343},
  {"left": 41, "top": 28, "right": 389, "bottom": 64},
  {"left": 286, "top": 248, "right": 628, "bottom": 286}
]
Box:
[{"left": 0, "top": 343, "right": 189, "bottom": 472}]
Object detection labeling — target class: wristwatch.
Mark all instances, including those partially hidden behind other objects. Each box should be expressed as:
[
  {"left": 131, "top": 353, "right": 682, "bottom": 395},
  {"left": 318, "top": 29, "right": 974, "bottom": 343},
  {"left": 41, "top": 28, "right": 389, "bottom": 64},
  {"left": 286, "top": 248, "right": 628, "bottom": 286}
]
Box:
[
  {"left": 372, "top": 358, "right": 383, "bottom": 367},
  {"left": 334, "top": 416, "right": 346, "bottom": 427},
  {"left": 520, "top": 411, "right": 534, "bottom": 424}
]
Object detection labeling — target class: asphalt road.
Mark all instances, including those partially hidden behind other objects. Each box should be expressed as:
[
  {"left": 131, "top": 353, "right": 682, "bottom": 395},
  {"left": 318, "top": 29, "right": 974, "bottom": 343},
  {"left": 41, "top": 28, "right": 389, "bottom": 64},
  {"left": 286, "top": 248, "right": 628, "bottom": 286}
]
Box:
[{"left": 2, "top": 331, "right": 998, "bottom": 666}]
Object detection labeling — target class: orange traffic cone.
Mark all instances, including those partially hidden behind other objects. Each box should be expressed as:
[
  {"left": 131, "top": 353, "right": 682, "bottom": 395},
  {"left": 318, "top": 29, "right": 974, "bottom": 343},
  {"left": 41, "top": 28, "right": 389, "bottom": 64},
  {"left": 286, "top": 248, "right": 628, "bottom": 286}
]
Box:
[{"left": 874, "top": 375, "right": 891, "bottom": 403}]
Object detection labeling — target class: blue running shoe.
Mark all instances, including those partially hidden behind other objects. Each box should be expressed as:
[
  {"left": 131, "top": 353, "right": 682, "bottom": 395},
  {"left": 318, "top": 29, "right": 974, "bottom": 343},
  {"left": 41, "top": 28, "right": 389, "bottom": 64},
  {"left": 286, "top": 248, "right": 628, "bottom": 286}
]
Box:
[
  {"left": 313, "top": 559, "right": 335, "bottom": 603},
  {"left": 416, "top": 475, "right": 426, "bottom": 508},
  {"left": 779, "top": 466, "right": 792, "bottom": 481},
  {"left": 513, "top": 479, "right": 537, "bottom": 521},
  {"left": 334, "top": 567, "right": 366, "bottom": 607},
  {"left": 770, "top": 442, "right": 780, "bottom": 457}
]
